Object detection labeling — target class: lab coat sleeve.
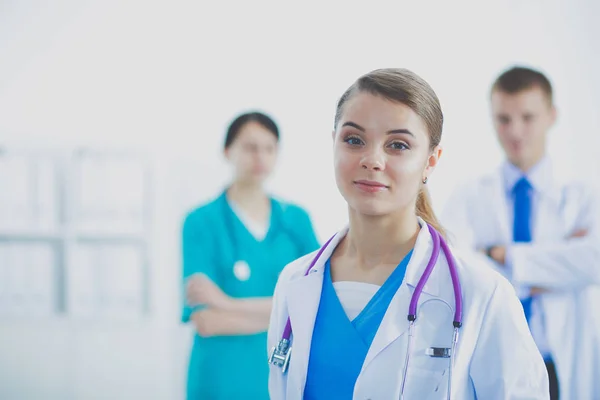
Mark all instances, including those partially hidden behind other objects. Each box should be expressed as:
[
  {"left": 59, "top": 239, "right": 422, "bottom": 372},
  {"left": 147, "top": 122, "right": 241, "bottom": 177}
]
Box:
[
  {"left": 510, "top": 185, "right": 600, "bottom": 288},
  {"left": 510, "top": 237, "right": 600, "bottom": 288},
  {"left": 441, "top": 185, "right": 511, "bottom": 280},
  {"left": 440, "top": 183, "right": 478, "bottom": 250},
  {"left": 181, "top": 211, "right": 217, "bottom": 323},
  {"left": 470, "top": 279, "right": 550, "bottom": 399}
]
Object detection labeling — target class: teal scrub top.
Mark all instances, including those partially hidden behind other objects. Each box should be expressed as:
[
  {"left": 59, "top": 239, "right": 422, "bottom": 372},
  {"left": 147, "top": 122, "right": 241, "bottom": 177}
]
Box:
[{"left": 182, "top": 191, "right": 320, "bottom": 400}]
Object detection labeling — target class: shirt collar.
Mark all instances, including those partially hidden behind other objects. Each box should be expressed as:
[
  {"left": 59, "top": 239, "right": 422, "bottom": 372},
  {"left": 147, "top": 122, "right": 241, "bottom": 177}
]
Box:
[{"left": 502, "top": 156, "right": 553, "bottom": 195}]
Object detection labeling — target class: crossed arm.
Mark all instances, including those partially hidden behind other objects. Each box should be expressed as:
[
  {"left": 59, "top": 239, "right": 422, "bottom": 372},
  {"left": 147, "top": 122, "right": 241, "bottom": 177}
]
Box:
[
  {"left": 181, "top": 206, "right": 320, "bottom": 338},
  {"left": 181, "top": 215, "right": 273, "bottom": 337},
  {"left": 186, "top": 274, "right": 273, "bottom": 337},
  {"left": 443, "top": 183, "right": 600, "bottom": 293},
  {"left": 483, "top": 228, "right": 591, "bottom": 294}
]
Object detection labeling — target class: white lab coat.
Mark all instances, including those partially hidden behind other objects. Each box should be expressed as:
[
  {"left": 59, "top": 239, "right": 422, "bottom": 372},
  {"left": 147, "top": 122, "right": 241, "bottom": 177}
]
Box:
[
  {"left": 267, "top": 221, "right": 549, "bottom": 400},
  {"left": 441, "top": 166, "right": 600, "bottom": 400}
]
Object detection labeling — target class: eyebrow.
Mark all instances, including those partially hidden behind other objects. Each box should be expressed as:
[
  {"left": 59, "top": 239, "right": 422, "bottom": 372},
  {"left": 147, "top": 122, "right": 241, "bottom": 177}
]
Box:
[{"left": 342, "top": 121, "right": 415, "bottom": 137}]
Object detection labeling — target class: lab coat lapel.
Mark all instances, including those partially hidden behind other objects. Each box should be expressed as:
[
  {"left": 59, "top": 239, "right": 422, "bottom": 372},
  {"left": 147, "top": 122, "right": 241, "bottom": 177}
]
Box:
[
  {"left": 285, "top": 272, "right": 322, "bottom": 398},
  {"left": 362, "top": 222, "right": 440, "bottom": 369},
  {"left": 285, "top": 228, "right": 347, "bottom": 396},
  {"left": 485, "top": 169, "right": 512, "bottom": 244},
  {"left": 532, "top": 183, "right": 566, "bottom": 241}
]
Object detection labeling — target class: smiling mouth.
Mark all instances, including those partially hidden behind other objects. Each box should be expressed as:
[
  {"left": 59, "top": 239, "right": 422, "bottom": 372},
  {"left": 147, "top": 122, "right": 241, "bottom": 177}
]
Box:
[{"left": 353, "top": 180, "right": 389, "bottom": 192}]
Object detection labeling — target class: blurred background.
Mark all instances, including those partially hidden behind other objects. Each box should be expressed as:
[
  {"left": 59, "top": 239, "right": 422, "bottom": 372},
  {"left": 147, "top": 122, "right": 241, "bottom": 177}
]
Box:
[{"left": 0, "top": 0, "right": 598, "bottom": 399}]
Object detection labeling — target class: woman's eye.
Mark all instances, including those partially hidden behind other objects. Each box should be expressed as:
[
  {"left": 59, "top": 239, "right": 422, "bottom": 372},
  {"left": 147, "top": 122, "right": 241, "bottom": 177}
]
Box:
[
  {"left": 390, "top": 142, "right": 409, "bottom": 150},
  {"left": 344, "top": 136, "right": 363, "bottom": 146}
]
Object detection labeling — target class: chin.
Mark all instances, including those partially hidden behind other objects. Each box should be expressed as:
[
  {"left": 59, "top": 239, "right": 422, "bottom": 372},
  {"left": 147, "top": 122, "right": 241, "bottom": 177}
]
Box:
[
  {"left": 508, "top": 155, "right": 527, "bottom": 168},
  {"left": 246, "top": 173, "right": 268, "bottom": 183},
  {"left": 506, "top": 147, "right": 526, "bottom": 160},
  {"left": 253, "top": 175, "right": 268, "bottom": 183},
  {"left": 348, "top": 199, "right": 392, "bottom": 217}
]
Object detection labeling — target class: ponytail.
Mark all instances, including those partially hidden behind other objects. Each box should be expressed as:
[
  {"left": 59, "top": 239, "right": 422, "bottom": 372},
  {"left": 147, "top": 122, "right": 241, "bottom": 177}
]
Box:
[{"left": 416, "top": 186, "right": 446, "bottom": 238}]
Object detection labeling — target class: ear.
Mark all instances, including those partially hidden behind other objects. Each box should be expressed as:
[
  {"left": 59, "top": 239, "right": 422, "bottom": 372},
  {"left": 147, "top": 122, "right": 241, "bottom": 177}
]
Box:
[
  {"left": 423, "top": 145, "right": 443, "bottom": 182},
  {"left": 549, "top": 105, "right": 558, "bottom": 127},
  {"left": 224, "top": 147, "right": 231, "bottom": 161},
  {"left": 331, "top": 129, "right": 336, "bottom": 141}
]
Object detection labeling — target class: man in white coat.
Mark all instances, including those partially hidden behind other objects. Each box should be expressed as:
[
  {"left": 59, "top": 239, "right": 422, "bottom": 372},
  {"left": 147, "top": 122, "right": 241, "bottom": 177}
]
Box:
[{"left": 442, "top": 66, "right": 600, "bottom": 400}]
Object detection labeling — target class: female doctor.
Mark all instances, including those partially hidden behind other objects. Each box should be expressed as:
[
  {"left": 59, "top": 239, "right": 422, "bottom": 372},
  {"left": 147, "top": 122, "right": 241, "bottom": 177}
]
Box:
[
  {"left": 267, "top": 69, "right": 550, "bottom": 399},
  {"left": 182, "top": 111, "right": 320, "bottom": 399}
]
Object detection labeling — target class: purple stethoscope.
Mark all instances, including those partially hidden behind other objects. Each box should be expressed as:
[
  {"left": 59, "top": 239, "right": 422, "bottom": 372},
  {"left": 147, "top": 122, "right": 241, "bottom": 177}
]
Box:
[{"left": 268, "top": 224, "right": 463, "bottom": 400}]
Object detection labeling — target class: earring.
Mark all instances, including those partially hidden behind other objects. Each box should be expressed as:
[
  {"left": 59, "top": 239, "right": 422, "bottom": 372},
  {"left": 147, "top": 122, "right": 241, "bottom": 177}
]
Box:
[{"left": 422, "top": 177, "right": 428, "bottom": 184}]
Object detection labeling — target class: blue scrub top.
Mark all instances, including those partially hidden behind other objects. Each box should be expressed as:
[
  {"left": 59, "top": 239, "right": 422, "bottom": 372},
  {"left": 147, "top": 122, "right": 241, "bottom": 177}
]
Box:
[
  {"left": 305, "top": 250, "right": 413, "bottom": 399},
  {"left": 182, "top": 191, "right": 320, "bottom": 400}
]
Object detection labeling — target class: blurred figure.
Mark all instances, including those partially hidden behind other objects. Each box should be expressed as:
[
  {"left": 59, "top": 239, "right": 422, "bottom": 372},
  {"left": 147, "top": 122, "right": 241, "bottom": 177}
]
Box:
[
  {"left": 181, "top": 111, "right": 320, "bottom": 400},
  {"left": 443, "top": 66, "right": 600, "bottom": 399}
]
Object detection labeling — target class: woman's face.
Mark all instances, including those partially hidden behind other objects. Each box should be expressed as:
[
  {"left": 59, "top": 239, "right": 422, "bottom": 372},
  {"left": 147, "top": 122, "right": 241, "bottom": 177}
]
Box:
[
  {"left": 225, "top": 121, "right": 279, "bottom": 185},
  {"left": 333, "top": 92, "right": 441, "bottom": 216}
]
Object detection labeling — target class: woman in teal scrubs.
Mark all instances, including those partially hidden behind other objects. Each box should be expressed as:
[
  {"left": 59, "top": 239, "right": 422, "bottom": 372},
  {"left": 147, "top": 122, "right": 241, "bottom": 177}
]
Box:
[{"left": 182, "top": 111, "right": 320, "bottom": 400}]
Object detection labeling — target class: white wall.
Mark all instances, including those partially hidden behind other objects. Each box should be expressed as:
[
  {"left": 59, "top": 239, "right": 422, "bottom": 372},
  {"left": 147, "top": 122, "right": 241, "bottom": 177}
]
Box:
[{"left": 0, "top": 0, "right": 598, "bottom": 399}]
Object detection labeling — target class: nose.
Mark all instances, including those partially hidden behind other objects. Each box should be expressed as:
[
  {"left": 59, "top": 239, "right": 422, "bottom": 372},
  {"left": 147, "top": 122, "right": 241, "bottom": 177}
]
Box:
[
  {"left": 504, "top": 120, "right": 525, "bottom": 140},
  {"left": 361, "top": 147, "right": 385, "bottom": 171},
  {"left": 254, "top": 146, "right": 272, "bottom": 161}
]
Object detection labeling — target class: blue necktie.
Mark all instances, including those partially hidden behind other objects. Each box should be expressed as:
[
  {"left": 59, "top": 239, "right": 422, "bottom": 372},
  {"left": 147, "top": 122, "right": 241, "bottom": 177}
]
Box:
[{"left": 513, "top": 177, "right": 533, "bottom": 322}]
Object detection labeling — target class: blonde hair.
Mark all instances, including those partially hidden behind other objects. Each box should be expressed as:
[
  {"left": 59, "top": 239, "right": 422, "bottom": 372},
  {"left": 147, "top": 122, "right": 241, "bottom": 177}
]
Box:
[{"left": 334, "top": 68, "right": 445, "bottom": 236}]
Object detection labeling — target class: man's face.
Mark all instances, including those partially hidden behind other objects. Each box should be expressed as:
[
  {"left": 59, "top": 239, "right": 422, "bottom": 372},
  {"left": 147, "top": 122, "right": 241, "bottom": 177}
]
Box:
[{"left": 491, "top": 86, "right": 556, "bottom": 170}]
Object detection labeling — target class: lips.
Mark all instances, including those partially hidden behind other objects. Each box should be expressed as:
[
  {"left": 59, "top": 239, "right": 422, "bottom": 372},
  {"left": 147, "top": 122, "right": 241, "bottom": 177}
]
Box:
[{"left": 353, "top": 180, "right": 389, "bottom": 193}]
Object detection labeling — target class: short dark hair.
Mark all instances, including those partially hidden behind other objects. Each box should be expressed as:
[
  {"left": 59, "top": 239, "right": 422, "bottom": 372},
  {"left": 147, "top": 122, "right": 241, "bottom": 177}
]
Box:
[
  {"left": 492, "top": 66, "right": 553, "bottom": 103},
  {"left": 224, "top": 111, "right": 279, "bottom": 149}
]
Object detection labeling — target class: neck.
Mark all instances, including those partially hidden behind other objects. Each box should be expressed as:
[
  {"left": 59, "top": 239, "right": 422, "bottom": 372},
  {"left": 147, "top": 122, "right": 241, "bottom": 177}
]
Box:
[
  {"left": 514, "top": 150, "right": 546, "bottom": 173},
  {"left": 226, "top": 180, "right": 268, "bottom": 209},
  {"left": 341, "top": 207, "right": 420, "bottom": 270}
]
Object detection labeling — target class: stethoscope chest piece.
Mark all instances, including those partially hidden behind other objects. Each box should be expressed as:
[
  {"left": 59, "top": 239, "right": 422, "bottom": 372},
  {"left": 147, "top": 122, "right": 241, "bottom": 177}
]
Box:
[
  {"left": 233, "top": 260, "right": 251, "bottom": 281},
  {"left": 269, "top": 338, "right": 292, "bottom": 373}
]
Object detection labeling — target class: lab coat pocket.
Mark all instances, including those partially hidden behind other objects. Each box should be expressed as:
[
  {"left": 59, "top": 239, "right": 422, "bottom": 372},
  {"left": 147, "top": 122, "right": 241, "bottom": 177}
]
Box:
[
  {"left": 405, "top": 366, "right": 448, "bottom": 400},
  {"left": 405, "top": 297, "right": 453, "bottom": 399}
]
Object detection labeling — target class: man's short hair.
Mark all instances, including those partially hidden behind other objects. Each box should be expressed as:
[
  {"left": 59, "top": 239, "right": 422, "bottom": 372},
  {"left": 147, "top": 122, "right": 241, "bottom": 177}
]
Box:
[{"left": 492, "top": 66, "right": 553, "bottom": 104}]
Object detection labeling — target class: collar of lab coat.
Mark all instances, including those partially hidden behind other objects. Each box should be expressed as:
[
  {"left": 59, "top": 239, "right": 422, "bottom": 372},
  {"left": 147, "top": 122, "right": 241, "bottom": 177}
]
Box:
[
  {"left": 284, "top": 217, "right": 443, "bottom": 392},
  {"left": 290, "top": 217, "right": 440, "bottom": 296}
]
